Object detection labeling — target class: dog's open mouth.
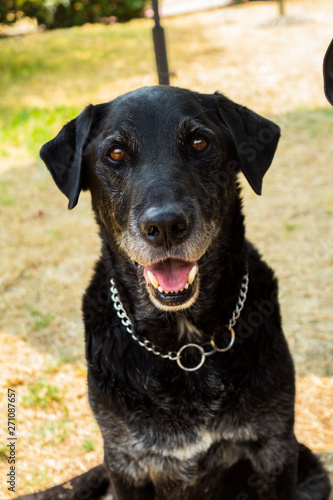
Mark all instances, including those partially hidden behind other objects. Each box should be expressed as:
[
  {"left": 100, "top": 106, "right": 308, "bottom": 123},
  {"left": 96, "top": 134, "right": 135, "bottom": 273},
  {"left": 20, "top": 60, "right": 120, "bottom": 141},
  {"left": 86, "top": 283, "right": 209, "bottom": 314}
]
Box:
[{"left": 143, "top": 258, "right": 199, "bottom": 310}]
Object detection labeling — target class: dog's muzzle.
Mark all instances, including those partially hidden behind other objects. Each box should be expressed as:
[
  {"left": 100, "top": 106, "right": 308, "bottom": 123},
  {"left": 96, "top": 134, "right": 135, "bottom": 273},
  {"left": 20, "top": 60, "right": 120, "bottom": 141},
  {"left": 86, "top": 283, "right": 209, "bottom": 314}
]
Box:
[{"left": 139, "top": 205, "right": 199, "bottom": 310}]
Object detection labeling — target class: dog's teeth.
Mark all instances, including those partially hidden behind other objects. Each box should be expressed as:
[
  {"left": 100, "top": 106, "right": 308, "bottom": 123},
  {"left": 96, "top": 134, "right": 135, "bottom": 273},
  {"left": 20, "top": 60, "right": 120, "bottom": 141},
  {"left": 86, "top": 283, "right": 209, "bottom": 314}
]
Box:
[
  {"left": 188, "top": 266, "right": 197, "bottom": 285},
  {"left": 185, "top": 283, "right": 189, "bottom": 289},
  {"left": 147, "top": 270, "right": 159, "bottom": 289},
  {"left": 158, "top": 285, "right": 164, "bottom": 293}
]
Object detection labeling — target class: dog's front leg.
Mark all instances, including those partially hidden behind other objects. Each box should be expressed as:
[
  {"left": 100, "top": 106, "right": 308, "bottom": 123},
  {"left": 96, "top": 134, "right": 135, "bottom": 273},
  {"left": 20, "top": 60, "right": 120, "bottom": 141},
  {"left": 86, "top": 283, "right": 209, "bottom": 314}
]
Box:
[
  {"left": 255, "top": 461, "right": 297, "bottom": 500},
  {"left": 249, "top": 438, "right": 298, "bottom": 500},
  {"left": 271, "top": 459, "right": 298, "bottom": 499},
  {"left": 109, "top": 473, "right": 155, "bottom": 500},
  {"left": 104, "top": 450, "right": 156, "bottom": 500}
]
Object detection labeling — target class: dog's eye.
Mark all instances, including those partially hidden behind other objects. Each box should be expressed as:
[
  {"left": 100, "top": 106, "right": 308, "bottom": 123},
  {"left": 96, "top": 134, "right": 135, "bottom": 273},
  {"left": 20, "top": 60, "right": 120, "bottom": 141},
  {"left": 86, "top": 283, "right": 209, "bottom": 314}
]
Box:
[
  {"left": 191, "top": 137, "right": 208, "bottom": 153},
  {"left": 109, "top": 147, "right": 125, "bottom": 162}
]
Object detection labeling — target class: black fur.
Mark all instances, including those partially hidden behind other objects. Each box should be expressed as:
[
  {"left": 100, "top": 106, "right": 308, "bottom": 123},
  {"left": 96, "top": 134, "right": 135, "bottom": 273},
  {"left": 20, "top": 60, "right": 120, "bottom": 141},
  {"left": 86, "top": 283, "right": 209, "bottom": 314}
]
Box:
[
  {"left": 324, "top": 38, "right": 333, "bottom": 105},
  {"left": 37, "top": 86, "right": 330, "bottom": 500}
]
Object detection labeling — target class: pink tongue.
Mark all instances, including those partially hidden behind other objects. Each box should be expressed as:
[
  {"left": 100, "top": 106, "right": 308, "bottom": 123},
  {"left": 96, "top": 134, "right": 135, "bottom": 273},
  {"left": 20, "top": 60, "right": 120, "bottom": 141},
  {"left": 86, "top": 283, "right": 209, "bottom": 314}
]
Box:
[{"left": 144, "top": 259, "right": 196, "bottom": 293}]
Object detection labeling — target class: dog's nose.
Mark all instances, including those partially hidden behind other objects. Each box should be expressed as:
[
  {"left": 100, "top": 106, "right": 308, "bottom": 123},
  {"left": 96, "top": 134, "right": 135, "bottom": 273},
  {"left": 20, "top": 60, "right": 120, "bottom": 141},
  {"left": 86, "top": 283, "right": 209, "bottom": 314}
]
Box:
[{"left": 141, "top": 206, "right": 190, "bottom": 248}]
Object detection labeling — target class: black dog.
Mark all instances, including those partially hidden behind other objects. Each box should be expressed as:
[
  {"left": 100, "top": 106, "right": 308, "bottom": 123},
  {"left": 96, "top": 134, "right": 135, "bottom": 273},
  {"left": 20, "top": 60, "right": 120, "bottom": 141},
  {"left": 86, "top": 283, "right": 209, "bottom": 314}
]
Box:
[{"left": 37, "top": 86, "right": 330, "bottom": 500}]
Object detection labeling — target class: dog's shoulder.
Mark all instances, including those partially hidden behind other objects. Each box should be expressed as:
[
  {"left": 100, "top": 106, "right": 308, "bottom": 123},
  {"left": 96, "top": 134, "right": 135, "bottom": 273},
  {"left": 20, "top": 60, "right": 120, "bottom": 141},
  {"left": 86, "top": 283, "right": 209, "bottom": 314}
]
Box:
[{"left": 246, "top": 240, "right": 278, "bottom": 290}]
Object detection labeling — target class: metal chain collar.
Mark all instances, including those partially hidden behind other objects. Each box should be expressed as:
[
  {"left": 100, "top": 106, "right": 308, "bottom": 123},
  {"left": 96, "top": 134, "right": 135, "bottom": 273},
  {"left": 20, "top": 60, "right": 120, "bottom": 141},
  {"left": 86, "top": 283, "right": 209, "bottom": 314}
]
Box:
[{"left": 110, "top": 274, "right": 249, "bottom": 372}]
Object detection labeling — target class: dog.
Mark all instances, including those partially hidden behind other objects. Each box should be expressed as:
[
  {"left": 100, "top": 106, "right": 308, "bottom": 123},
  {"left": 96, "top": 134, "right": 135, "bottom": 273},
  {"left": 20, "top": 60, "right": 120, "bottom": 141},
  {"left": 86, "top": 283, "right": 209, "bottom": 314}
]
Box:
[{"left": 36, "top": 86, "right": 331, "bottom": 500}]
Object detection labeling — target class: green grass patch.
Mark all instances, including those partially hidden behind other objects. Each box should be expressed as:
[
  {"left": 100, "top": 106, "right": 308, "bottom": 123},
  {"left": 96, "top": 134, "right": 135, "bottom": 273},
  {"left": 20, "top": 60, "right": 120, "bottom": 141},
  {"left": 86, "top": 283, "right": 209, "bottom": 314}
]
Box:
[
  {"left": 24, "top": 470, "right": 52, "bottom": 488},
  {"left": 27, "top": 305, "right": 53, "bottom": 330},
  {"left": 22, "top": 379, "right": 62, "bottom": 408},
  {"left": 0, "top": 105, "right": 81, "bottom": 158},
  {"left": 0, "top": 23, "right": 153, "bottom": 90},
  {"left": 82, "top": 437, "right": 96, "bottom": 452},
  {"left": 0, "top": 445, "right": 9, "bottom": 461},
  {"left": 276, "top": 107, "right": 333, "bottom": 144},
  {"left": 37, "top": 419, "right": 71, "bottom": 446},
  {"left": 285, "top": 222, "right": 299, "bottom": 233}
]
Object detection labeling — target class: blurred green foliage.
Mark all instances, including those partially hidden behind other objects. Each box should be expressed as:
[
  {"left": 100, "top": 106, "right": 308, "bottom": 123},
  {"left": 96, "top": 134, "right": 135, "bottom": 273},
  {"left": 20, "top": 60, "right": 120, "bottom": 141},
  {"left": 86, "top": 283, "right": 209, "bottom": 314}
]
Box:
[{"left": 0, "top": 0, "right": 148, "bottom": 29}]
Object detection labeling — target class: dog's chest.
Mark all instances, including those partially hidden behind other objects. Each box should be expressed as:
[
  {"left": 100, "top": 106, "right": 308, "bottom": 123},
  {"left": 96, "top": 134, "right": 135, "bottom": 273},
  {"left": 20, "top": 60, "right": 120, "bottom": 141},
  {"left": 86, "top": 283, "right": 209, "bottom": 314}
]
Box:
[
  {"left": 125, "top": 422, "right": 255, "bottom": 461},
  {"left": 89, "top": 345, "right": 257, "bottom": 485},
  {"left": 100, "top": 403, "right": 257, "bottom": 487}
]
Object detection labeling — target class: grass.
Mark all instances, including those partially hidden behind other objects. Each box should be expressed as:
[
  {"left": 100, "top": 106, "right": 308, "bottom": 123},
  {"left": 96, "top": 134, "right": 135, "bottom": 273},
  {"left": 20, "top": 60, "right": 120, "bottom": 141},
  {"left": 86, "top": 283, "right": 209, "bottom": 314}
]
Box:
[
  {"left": 0, "top": 0, "right": 332, "bottom": 496},
  {"left": 0, "top": 106, "right": 82, "bottom": 158},
  {"left": 38, "top": 419, "right": 71, "bottom": 446},
  {"left": 24, "top": 471, "right": 52, "bottom": 489},
  {"left": 22, "top": 379, "right": 63, "bottom": 408},
  {"left": 1, "top": 23, "right": 153, "bottom": 89},
  {"left": 0, "top": 180, "right": 16, "bottom": 206},
  {"left": 0, "top": 446, "right": 9, "bottom": 461},
  {"left": 82, "top": 438, "right": 96, "bottom": 452},
  {"left": 27, "top": 305, "right": 53, "bottom": 330}
]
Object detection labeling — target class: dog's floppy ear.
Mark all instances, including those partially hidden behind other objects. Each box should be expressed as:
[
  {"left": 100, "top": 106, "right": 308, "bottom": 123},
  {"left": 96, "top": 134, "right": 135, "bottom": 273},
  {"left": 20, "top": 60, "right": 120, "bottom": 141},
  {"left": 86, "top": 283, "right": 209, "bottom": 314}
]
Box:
[
  {"left": 215, "top": 92, "right": 280, "bottom": 195},
  {"left": 40, "top": 105, "right": 94, "bottom": 209}
]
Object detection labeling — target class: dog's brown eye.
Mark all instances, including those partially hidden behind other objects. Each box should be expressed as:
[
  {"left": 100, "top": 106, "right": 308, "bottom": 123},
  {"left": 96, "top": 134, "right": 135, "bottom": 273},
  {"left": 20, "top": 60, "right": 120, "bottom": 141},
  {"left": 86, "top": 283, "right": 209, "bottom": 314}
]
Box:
[
  {"left": 191, "top": 137, "right": 207, "bottom": 153},
  {"left": 109, "top": 147, "right": 125, "bottom": 162}
]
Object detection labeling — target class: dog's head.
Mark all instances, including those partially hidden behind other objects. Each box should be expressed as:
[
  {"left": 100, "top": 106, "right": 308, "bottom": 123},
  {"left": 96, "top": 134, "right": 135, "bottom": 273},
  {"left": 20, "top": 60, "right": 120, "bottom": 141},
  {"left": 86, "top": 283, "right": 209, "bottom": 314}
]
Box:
[{"left": 41, "top": 86, "right": 280, "bottom": 311}]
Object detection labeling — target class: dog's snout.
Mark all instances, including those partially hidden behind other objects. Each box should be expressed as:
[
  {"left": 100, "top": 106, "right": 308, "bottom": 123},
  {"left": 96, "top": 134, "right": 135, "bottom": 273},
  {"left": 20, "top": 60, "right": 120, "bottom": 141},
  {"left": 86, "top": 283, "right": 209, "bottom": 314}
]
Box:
[{"left": 141, "top": 206, "right": 190, "bottom": 248}]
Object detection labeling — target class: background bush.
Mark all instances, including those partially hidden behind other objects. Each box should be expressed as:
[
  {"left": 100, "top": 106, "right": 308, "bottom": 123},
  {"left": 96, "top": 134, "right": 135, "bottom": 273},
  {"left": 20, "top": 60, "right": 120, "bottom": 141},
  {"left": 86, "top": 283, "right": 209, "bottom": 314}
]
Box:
[{"left": 0, "top": 0, "right": 148, "bottom": 29}]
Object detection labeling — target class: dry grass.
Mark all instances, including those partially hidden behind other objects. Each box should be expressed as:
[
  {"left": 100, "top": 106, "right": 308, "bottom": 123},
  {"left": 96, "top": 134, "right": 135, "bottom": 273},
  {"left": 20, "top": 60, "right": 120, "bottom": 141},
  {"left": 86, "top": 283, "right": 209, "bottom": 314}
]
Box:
[{"left": 0, "top": 0, "right": 332, "bottom": 496}]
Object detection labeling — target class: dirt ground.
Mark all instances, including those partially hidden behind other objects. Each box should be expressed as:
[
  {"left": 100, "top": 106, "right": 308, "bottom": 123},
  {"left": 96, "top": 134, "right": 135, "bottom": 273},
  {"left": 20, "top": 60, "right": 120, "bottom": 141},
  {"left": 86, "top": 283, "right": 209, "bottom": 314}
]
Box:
[{"left": 0, "top": 0, "right": 332, "bottom": 497}]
